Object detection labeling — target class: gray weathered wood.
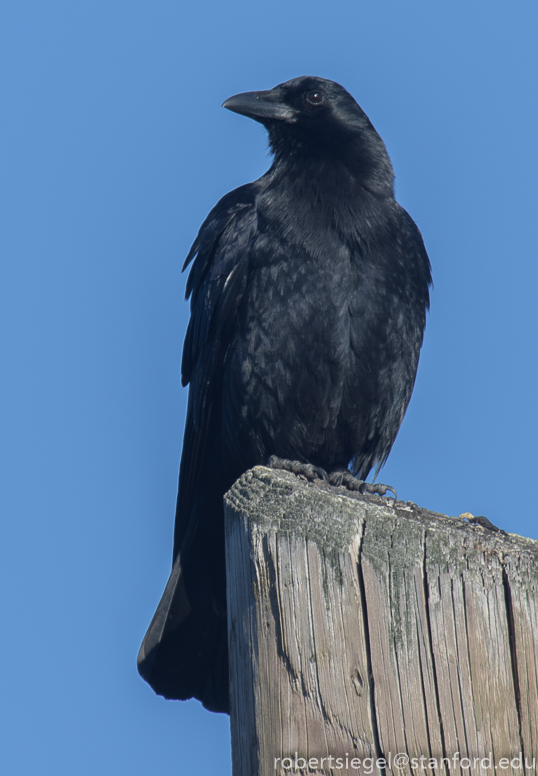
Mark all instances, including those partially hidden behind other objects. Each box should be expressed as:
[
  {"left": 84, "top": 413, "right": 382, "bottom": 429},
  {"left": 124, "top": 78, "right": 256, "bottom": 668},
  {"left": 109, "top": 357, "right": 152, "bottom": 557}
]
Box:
[{"left": 224, "top": 466, "right": 538, "bottom": 776}]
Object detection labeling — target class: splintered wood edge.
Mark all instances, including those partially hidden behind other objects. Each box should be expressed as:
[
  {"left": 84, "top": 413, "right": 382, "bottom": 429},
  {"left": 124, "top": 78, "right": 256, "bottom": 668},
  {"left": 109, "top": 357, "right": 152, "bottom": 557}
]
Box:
[
  {"left": 224, "top": 465, "right": 537, "bottom": 562},
  {"left": 224, "top": 466, "right": 538, "bottom": 769}
]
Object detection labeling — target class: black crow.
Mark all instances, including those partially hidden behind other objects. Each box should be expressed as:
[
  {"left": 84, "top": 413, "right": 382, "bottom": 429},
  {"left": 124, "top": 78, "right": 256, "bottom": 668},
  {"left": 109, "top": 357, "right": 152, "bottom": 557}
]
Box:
[{"left": 138, "top": 76, "right": 432, "bottom": 713}]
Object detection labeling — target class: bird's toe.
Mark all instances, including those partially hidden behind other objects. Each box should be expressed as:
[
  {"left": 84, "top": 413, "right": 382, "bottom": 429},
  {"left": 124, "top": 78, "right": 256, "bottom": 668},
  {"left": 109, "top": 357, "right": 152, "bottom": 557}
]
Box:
[
  {"left": 328, "top": 469, "right": 397, "bottom": 501},
  {"left": 268, "top": 456, "right": 329, "bottom": 484}
]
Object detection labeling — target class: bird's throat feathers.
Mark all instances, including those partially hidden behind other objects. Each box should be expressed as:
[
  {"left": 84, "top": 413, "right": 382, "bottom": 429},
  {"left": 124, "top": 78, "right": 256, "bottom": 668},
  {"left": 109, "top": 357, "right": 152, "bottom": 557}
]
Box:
[
  {"left": 261, "top": 140, "right": 397, "bottom": 245},
  {"left": 267, "top": 123, "right": 395, "bottom": 201}
]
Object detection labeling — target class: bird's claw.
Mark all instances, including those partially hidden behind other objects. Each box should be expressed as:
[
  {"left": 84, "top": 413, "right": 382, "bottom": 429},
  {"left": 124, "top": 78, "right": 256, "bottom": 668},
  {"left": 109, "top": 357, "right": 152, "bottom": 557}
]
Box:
[
  {"left": 361, "top": 481, "right": 398, "bottom": 500},
  {"left": 268, "top": 456, "right": 329, "bottom": 484},
  {"left": 328, "top": 469, "right": 397, "bottom": 501},
  {"left": 268, "top": 458, "right": 397, "bottom": 502}
]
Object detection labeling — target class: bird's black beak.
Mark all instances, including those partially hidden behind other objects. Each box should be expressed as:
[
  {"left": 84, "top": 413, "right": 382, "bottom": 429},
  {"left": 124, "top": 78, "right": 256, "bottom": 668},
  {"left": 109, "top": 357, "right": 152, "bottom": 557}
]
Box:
[{"left": 222, "top": 89, "right": 297, "bottom": 123}]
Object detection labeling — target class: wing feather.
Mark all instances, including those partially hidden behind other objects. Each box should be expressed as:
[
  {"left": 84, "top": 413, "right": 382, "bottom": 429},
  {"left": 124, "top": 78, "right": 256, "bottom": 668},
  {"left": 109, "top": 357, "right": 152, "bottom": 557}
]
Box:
[{"left": 174, "top": 185, "right": 258, "bottom": 557}]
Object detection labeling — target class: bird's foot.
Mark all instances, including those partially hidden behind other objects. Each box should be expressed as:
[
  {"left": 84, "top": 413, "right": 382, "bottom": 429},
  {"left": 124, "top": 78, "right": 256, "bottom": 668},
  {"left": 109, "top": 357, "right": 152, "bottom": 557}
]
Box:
[
  {"left": 267, "top": 455, "right": 329, "bottom": 483},
  {"left": 328, "top": 469, "right": 397, "bottom": 501},
  {"left": 267, "top": 458, "right": 397, "bottom": 502}
]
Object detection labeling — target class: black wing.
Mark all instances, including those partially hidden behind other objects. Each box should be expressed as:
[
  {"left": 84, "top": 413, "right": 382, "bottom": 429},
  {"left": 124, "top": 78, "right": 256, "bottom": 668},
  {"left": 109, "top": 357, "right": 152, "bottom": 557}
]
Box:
[
  {"left": 174, "top": 184, "right": 258, "bottom": 556},
  {"left": 137, "top": 184, "right": 258, "bottom": 712}
]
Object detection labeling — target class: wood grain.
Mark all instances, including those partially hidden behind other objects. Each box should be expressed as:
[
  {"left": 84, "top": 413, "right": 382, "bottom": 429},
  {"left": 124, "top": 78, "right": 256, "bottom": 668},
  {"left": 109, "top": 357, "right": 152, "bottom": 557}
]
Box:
[{"left": 224, "top": 467, "right": 538, "bottom": 776}]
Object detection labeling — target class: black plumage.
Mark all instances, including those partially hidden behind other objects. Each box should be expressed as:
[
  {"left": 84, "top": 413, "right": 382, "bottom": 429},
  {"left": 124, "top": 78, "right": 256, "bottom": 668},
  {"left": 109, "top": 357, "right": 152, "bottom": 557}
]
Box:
[{"left": 138, "top": 76, "right": 432, "bottom": 713}]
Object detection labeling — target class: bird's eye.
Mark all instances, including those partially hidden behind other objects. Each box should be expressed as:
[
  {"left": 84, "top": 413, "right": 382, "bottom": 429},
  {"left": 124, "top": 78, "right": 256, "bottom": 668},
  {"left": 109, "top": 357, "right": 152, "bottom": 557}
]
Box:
[{"left": 305, "top": 91, "right": 325, "bottom": 106}]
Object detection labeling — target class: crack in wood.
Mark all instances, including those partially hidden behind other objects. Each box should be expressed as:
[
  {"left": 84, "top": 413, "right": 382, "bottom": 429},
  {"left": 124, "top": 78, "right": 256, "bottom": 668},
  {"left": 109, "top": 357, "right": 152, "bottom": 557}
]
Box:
[
  {"left": 421, "top": 530, "right": 449, "bottom": 776},
  {"left": 356, "top": 535, "right": 385, "bottom": 769},
  {"left": 225, "top": 467, "right": 538, "bottom": 775},
  {"left": 502, "top": 566, "right": 524, "bottom": 756}
]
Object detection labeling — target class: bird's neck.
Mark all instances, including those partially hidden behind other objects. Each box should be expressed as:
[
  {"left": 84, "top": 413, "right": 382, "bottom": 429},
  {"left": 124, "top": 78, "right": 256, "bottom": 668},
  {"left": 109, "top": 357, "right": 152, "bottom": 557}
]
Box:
[
  {"left": 268, "top": 132, "right": 395, "bottom": 200},
  {"left": 262, "top": 150, "right": 395, "bottom": 227},
  {"left": 258, "top": 154, "right": 399, "bottom": 252}
]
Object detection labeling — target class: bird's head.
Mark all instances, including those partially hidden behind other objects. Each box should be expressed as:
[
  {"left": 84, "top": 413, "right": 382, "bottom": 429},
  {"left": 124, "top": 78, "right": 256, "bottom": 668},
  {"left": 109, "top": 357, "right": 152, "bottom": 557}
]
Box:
[{"left": 222, "top": 76, "right": 394, "bottom": 195}]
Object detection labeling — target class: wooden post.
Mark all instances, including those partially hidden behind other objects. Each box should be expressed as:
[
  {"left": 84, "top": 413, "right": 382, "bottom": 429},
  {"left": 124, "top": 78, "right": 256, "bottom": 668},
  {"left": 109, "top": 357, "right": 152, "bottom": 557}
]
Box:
[{"left": 224, "top": 466, "right": 538, "bottom": 776}]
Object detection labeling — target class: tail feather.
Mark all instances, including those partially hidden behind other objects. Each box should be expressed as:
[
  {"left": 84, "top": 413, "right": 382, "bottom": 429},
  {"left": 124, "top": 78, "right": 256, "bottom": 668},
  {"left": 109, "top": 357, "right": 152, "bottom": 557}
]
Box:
[{"left": 137, "top": 551, "right": 229, "bottom": 713}]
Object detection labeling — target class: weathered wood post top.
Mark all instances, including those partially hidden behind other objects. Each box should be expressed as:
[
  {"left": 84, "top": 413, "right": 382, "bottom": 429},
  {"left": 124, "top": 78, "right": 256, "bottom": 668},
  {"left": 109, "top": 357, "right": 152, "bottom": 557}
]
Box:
[{"left": 224, "top": 466, "right": 538, "bottom": 776}]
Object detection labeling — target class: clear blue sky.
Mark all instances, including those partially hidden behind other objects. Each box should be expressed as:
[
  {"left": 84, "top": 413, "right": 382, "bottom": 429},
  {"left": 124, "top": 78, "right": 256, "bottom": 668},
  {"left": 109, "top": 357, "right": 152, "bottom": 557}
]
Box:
[{"left": 2, "top": 2, "right": 537, "bottom": 774}]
